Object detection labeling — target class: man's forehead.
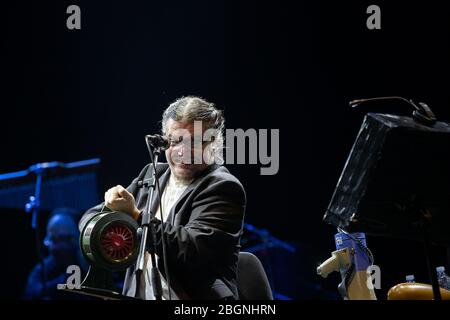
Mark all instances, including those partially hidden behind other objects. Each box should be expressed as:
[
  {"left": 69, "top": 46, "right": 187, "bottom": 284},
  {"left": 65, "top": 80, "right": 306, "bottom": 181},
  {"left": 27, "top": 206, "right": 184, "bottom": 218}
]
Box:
[
  {"left": 167, "top": 119, "right": 192, "bottom": 131},
  {"left": 48, "top": 223, "right": 77, "bottom": 235},
  {"left": 166, "top": 119, "right": 204, "bottom": 136}
]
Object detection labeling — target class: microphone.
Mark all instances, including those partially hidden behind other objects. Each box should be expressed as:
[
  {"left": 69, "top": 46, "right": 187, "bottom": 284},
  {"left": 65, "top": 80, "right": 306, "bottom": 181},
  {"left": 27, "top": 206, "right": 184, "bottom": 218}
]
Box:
[
  {"left": 145, "top": 134, "right": 169, "bottom": 150},
  {"left": 349, "top": 96, "right": 436, "bottom": 126},
  {"left": 349, "top": 96, "right": 411, "bottom": 108}
]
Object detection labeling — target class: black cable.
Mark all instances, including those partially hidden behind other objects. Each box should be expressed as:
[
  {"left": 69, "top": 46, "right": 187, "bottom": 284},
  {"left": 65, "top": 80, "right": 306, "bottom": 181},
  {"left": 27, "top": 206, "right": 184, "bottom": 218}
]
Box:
[
  {"left": 151, "top": 158, "right": 172, "bottom": 300},
  {"left": 146, "top": 139, "right": 172, "bottom": 300},
  {"left": 337, "top": 227, "right": 374, "bottom": 265}
]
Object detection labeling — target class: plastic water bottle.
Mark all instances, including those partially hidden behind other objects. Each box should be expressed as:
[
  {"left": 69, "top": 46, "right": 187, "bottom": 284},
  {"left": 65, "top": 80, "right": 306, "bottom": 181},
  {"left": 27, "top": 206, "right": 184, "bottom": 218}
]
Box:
[
  {"left": 436, "top": 266, "right": 450, "bottom": 290},
  {"left": 405, "top": 275, "right": 415, "bottom": 283}
]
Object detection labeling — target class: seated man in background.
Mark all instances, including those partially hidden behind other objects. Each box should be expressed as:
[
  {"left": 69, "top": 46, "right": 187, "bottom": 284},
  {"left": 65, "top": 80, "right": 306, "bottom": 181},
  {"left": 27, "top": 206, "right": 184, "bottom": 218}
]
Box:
[{"left": 24, "top": 207, "right": 88, "bottom": 300}]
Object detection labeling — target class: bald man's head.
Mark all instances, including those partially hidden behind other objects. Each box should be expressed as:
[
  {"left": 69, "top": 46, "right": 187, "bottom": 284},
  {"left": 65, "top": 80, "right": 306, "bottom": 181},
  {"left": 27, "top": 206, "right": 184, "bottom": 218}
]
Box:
[{"left": 45, "top": 213, "right": 79, "bottom": 259}]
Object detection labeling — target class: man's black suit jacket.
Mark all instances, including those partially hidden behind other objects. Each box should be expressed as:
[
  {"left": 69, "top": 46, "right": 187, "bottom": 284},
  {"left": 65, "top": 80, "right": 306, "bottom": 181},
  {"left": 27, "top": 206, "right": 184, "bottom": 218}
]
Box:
[{"left": 79, "top": 163, "right": 246, "bottom": 299}]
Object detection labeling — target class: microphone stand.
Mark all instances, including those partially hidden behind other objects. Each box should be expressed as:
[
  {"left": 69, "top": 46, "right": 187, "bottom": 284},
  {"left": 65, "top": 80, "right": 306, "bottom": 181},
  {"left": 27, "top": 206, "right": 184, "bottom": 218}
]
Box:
[
  {"left": 134, "top": 144, "right": 163, "bottom": 300},
  {"left": 25, "top": 162, "right": 62, "bottom": 297}
]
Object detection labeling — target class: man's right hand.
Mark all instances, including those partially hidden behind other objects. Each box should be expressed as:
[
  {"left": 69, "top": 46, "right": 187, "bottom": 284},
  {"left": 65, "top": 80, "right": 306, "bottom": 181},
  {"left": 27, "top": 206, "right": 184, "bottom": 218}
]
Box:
[{"left": 104, "top": 185, "right": 140, "bottom": 220}]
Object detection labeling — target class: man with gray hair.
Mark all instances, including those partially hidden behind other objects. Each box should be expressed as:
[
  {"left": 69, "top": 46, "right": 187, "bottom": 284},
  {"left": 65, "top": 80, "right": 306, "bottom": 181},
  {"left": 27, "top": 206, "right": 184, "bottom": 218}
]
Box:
[{"left": 79, "top": 96, "right": 246, "bottom": 300}]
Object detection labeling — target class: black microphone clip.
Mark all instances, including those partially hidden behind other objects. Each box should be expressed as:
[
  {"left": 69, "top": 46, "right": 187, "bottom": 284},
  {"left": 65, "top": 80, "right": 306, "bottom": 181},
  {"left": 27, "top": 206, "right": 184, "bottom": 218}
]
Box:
[{"left": 145, "top": 134, "right": 169, "bottom": 150}]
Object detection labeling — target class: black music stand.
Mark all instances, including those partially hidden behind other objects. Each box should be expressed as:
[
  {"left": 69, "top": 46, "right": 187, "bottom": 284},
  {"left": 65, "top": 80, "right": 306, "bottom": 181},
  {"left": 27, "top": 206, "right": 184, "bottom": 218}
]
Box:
[{"left": 323, "top": 113, "right": 450, "bottom": 300}]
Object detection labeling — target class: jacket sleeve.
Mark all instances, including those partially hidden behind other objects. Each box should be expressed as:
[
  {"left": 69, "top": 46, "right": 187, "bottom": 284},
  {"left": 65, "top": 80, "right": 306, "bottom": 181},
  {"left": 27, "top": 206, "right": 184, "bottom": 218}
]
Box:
[{"left": 152, "top": 175, "right": 246, "bottom": 272}]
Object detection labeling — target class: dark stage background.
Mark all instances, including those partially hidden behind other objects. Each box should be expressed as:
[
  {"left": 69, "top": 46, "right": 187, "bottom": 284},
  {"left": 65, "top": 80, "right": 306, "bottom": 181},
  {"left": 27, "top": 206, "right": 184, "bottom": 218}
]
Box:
[{"left": 1, "top": 0, "right": 450, "bottom": 299}]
